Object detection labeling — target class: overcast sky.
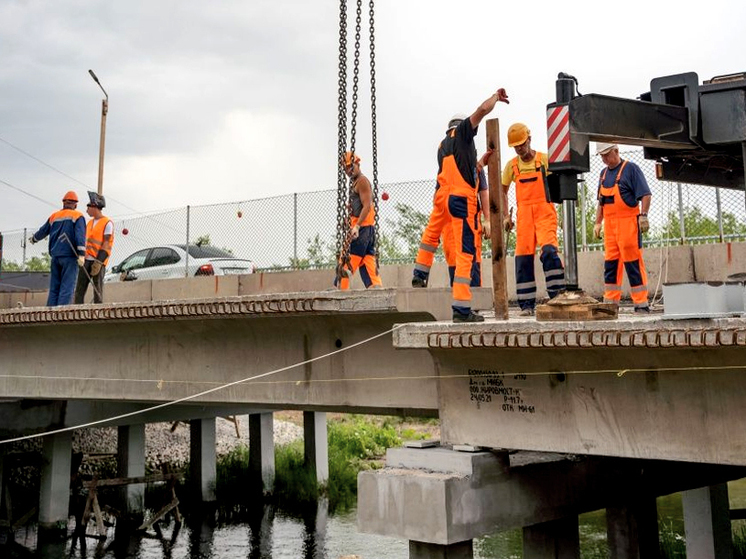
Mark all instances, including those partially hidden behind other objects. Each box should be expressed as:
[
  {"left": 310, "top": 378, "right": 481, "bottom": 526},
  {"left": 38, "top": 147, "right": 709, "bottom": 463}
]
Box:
[{"left": 1, "top": 0, "right": 745, "bottom": 232}]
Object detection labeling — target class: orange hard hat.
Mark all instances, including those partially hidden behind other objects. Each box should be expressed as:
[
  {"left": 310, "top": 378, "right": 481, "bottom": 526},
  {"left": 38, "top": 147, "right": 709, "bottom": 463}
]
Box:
[
  {"left": 507, "top": 123, "right": 530, "bottom": 148},
  {"left": 343, "top": 152, "right": 361, "bottom": 167},
  {"left": 62, "top": 190, "right": 79, "bottom": 202}
]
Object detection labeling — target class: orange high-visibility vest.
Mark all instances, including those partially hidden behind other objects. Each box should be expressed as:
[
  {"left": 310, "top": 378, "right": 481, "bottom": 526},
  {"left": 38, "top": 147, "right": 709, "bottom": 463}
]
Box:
[
  {"left": 512, "top": 153, "right": 548, "bottom": 206},
  {"left": 599, "top": 161, "right": 638, "bottom": 219},
  {"left": 85, "top": 217, "right": 114, "bottom": 265}
]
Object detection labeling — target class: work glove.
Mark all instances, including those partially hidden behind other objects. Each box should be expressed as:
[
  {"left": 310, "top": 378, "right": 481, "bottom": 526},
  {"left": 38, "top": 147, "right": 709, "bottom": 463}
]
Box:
[
  {"left": 77, "top": 256, "right": 85, "bottom": 268},
  {"left": 90, "top": 260, "right": 103, "bottom": 277},
  {"left": 28, "top": 235, "right": 37, "bottom": 245},
  {"left": 482, "top": 218, "right": 491, "bottom": 239},
  {"left": 593, "top": 223, "right": 603, "bottom": 239},
  {"left": 350, "top": 224, "right": 360, "bottom": 241},
  {"left": 638, "top": 214, "right": 650, "bottom": 234},
  {"left": 503, "top": 207, "right": 514, "bottom": 232}
]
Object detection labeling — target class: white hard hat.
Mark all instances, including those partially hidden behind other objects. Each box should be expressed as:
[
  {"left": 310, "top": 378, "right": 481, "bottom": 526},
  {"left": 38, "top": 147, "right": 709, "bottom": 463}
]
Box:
[
  {"left": 596, "top": 142, "right": 618, "bottom": 155},
  {"left": 448, "top": 113, "right": 468, "bottom": 129}
]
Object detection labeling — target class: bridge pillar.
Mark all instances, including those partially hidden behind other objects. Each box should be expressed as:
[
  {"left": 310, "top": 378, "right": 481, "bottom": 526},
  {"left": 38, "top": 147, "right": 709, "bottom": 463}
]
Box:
[
  {"left": 117, "top": 424, "right": 146, "bottom": 514},
  {"left": 249, "top": 412, "right": 275, "bottom": 493},
  {"left": 39, "top": 431, "right": 72, "bottom": 531},
  {"left": 409, "top": 540, "right": 473, "bottom": 558},
  {"left": 523, "top": 516, "right": 580, "bottom": 559},
  {"left": 606, "top": 497, "right": 659, "bottom": 559},
  {"left": 190, "top": 418, "right": 216, "bottom": 502},
  {"left": 303, "top": 411, "right": 328, "bottom": 484},
  {"left": 682, "top": 484, "right": 733, "bottom": 559}
]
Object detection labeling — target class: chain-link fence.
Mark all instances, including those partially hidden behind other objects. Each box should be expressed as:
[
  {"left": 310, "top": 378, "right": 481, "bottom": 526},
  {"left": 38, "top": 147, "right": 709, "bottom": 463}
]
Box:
[{"left": 2, "top": 150, "right": 745, "bottom": 274}]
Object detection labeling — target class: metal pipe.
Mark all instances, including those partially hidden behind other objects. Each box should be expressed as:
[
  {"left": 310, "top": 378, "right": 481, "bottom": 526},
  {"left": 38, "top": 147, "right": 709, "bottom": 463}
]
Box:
[
  {"left": 293, "top": 193, "right": 298, "bottom": 264},
  {"left": 715, "top": 187, "right": 724, "bottom": 243},
  {"left": 562, "top": 198, "right": 578, "bottom": 289},
  {"left": 22, "top": 228, "right": 27, "bottom": 268},
  {"left": 89, "top": 70, "right": 108, "bottom": 196},
  {"left": 677, "top": 183, "right": 686, "bottom": 243},
  {"left": 185, "top": 205, "right": 190, "bottom": 278},
  {"left": 579, "top": 177, "right": 587, "bottom": 251}
]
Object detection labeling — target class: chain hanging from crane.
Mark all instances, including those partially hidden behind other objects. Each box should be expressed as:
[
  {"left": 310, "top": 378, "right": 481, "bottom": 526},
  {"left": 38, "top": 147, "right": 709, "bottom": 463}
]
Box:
[{"left": 335, "top": 0, "right": 378, "bottom": 276}]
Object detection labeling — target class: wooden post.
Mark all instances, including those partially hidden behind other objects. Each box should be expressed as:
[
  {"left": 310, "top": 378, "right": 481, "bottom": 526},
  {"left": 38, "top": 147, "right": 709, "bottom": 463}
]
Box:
[{"left": 486, "top": 118, "right": 509, "bottom": 319}]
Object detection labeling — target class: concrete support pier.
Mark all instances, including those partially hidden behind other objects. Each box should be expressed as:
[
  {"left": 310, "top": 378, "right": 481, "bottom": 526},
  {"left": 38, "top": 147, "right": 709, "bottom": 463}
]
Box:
[
  {"left": 683, "top": 484, "right": 733, "bottom": 559},
  {"left": 523, "top": 517, "right": 580, "bottom": 559},
  {"left": 249, "top": 412, "right": 275, "bottom": 493},
  {"left": 118, "top": 424, "right": 146, "bottom": 514},
  {"left": 39, "top": 432, "right": 72, "bottom": 530},
  {"left": 410, "top": 540, "right": 473, "bottom": 559},
  {"left": 190, "top": 418, "right": 216, "bottom": 502},
  {"left": 606, "top": 497, "right": 659, "bottom": 559},
  {"left": 303, "top": 411, "right": 328, "bottom": 484}
]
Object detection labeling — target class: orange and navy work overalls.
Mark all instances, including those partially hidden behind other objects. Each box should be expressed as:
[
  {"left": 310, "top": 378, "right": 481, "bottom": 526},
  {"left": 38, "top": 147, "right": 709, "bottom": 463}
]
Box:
[
  {"left": 599, "top": 160, "right": 648, "bottom": 309},
  {"left": 512, "top": 153, "right": 564, "bottom": 310},
  {"left": 338, "top": 175, "right": 383, "bottom": 290}
]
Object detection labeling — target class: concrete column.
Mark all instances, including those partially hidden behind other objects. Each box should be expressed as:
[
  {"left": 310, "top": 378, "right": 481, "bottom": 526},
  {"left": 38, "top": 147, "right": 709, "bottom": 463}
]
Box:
[
  {"left": 409, "top": 540, "right": 473, "bottom": 559},
  {"left": 683, "top": 484, "right": 733, "bottom": 559},
  {"left": 117, "top": 424, "right": 146, "bottom": 513},
  {"left": 523, "top": 516, "right": 580, "bottom": 559},
  {"left": 303, "top": 411, "right": 328, "bottom": 484},
  {"left": 249, "top": 412, "right": 275, "bottom": 493},
  {"left": 190, "top": 418, "right": 216, "bottom": 502},
  {"left": 606, "top": 497, "right": 659, "bottom": 559},
  {"left": 39, "top": 432, "right": 72, "bottom": 529}
]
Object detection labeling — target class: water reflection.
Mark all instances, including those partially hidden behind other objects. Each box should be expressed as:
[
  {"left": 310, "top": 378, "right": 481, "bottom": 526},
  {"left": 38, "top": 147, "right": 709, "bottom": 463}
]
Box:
[{"left": 248, "top": 504, "right": 274, "bottom": 559}]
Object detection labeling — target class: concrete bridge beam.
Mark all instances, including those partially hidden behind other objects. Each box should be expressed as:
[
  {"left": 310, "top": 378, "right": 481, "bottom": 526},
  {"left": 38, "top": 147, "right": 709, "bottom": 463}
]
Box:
[
  {"left": 117, "top": 424, "right": 146, "bottom": 514},
  {"left": 304, "top": 411, "right": 328, "bottom": 485},
  {"left": 249, "top": 412, "right": 275, "bottom": 493},
  {"left": 190, "top": 418, "right": 216, "bottom": 502},
  {"left": 683, "top": 484, "right": 733, "bottom": 559},
  {"left": 39, "top": 432, "right": 72, "bottom": 530},
  {"left": 523, "top": 516, "right": 580, "bottom": 559}
]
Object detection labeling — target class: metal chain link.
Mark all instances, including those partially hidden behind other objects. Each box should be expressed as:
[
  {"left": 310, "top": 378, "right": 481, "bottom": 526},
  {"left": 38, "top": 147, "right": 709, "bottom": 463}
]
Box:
[
  {"left": 369, "top": 0, "right": 380, "bottom": 263},
  {"left": 335, "top": 0, "right": 348, "bottom": 260}
]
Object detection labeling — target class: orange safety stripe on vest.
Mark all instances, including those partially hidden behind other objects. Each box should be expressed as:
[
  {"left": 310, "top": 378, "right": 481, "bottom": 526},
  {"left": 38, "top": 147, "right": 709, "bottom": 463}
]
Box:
[
  {"left": 85, "top": 217, "right": 114, "bottom": 265},
  {"left": 512, "top": 153, "right": 548, "bottom": 206},
  {"left": 599, "top": 161, "right": 638, "bottom": 219}
]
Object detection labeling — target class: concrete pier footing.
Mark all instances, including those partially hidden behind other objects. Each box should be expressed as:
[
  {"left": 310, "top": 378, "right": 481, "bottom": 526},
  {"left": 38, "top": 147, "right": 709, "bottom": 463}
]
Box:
[
  {"left": 523, "top": 517, "right": 580, "bottom": 559},
  {"left": 683, "top": 484, "right": 734, "bottom": 559},
  {"left": 606, "top": 497, "right": 659, "bottom": 559},
  {"left": 304, "top": 411, "right": 328, "bottom": 484},
  {"left": 409, "top": 540, "right": 474, "bottom": 559},
  {"left": 249, "top": 413, "right": 275, "bottom": 493},
  {"left": 117, "top": 424, "right": 146, "bottom": 513},
  {"left": 190, "top": 418, "right": 217, "bottom": 502},
  {"left": 39, "top": 432, "right": 72, "bottom": 530}
]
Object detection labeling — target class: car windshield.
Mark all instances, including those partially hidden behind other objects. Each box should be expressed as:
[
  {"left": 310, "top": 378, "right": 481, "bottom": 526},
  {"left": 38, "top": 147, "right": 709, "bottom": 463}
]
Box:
[{"left": 173, "top": 244, "right": 234, "bottom": 259}]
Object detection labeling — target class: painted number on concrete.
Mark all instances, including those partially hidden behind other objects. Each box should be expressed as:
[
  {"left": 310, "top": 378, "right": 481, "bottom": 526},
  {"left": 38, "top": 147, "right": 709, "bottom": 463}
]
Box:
[{"left": 467, "top": 369, "right": 535, "bottom": 413}]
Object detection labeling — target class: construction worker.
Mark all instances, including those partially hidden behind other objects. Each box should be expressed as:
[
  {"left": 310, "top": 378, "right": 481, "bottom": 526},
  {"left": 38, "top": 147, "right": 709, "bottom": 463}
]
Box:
[
  {"left": 502, "top": 123, "right": 565, "bottom": 316},
  {"left": 74, "top": 192, "right": 114, "bottom": 304},
  {"left": 336, "top": 152, "right": 383, "bottom": 290},
  {"left": 28, "top": 190, "right": 86, "bottom": 306},
  {"left": 413, "top": 151, "right": 492, "bottom": 287},
  {"left": 593, "top": 143, "right": 652, "bottom": 312},
  {"left": 417, "top": 88, "right": 509, "bottom": 322}
]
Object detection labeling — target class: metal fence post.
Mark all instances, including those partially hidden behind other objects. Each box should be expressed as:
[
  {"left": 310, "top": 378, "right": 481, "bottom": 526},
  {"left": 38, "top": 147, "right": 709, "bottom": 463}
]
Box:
[
  {"left": 293, "top": 193, "right": 298, "bottom": 265},
  {"left": 677, "top": 183, "right": 686, "bottom": 244},
  {"left": 22, "top": 227, "right": 27, "bottom": 268},
  {"left": 185, "top": 205, "right": 190, "bottom": 277},
  {"left": 579, "top": 177, "right": 587, "bottom": 251},
  {"left": 715, "top": 187, "right": 724, "bottom": 242}
]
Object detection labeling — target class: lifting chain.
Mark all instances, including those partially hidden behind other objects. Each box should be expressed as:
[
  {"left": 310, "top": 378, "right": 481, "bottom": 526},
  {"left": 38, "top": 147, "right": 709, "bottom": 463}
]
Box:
[
  {"left": 335, "top": 0, "right": 349, "bottom": 262},
  {"left": 368, "top": 0, "right": 380, "bottom": 264}
]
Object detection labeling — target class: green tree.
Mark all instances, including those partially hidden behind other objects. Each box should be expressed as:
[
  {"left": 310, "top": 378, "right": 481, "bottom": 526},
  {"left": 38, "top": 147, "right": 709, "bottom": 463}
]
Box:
[
  {"left": 658, "top": 206, "right": 746, "bottom": 241},
  {"left": 0, "top": 254, "right": 51, "bottom": 272}
]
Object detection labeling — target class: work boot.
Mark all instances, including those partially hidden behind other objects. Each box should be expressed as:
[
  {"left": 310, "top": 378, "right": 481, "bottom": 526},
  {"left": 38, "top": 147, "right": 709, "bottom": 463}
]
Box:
[
  {"left": 453, "top": 310, "right": 485, "bottom": 323},
  {"left": 634, "top": 306, "right": 650, "bottom": 314},
  {"left": 518, "top": 308, "right": 535, "bottom": 317},
  {"left": 412, "top": 276, "right": 428, "bottom": 288}
]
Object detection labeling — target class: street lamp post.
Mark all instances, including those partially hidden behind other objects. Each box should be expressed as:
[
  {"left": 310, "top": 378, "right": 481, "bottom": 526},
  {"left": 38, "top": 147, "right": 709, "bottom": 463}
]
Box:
[{"left": 89, "top": 70, "right": 108, "bottom": 196}]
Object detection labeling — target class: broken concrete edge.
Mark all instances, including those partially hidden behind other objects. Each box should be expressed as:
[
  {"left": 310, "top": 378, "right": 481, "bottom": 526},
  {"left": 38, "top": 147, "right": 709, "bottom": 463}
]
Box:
[{"left": 393, "top": 316, "right": 746, "bottom": 349}]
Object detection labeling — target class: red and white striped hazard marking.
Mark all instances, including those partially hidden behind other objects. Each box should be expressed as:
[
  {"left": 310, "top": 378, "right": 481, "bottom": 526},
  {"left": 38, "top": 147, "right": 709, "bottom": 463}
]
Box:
[{"left": 547, "top": 105, "right": 570, "bottom": 163}]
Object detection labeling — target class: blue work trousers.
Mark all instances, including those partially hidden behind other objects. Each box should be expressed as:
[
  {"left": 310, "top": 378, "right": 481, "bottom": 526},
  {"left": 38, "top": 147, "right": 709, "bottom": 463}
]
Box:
[{"left": 48, "top": 256, "right": 79, "bottom": 306}]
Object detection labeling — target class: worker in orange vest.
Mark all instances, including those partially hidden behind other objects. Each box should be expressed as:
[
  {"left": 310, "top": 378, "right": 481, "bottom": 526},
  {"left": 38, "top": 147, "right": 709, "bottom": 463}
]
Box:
[
  {"left": 336, "top": 152, "right": 383, "bottom": 290},
  {"left": 502, "top": 123, "right": 565, "bottom": 316},
  {"left": 593, "top": 143, "right": 651, "bottom": 312},
  {"left": 74, "top": 192, "right": 114, "bottom": 304},
  {"left": 29, "top": 190, "right": 86, "bottom": 306}
]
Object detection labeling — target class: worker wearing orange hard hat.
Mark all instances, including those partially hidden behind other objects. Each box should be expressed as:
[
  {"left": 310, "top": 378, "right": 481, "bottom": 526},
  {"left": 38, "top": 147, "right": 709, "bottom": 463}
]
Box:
[
  {"left": 593, "top": 142, "right": 652, "bottom": 312},
  {"left": 335, "top": 152, "right": 383, "bottom": 290},
  {"left": 28, "top": 190, "right": 86, "bottom": 306},
  {"left": 502, "top": 123, "right": 565, "bottom": 316}
]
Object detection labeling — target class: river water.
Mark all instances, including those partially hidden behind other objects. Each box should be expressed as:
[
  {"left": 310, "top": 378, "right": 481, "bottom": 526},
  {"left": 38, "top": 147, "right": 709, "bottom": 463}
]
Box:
[{"left": 11, "top": 479, "right": 746, "bottom": 558}]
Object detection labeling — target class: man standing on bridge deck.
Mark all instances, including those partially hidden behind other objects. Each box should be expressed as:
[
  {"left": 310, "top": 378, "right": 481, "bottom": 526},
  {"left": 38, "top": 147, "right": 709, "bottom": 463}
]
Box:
[
  {"left": 335, "top": 152, "right": 383, "bottom": 290},
  {"left": 29, "top": 190, "right": 86, "bottom": 306},
  {"left": 502, "top": 123, "right": 565, "bottom": 316},
  {"left": 74, "top": 191, "right": 114, "bottom": 304},
  {"left": 593, "top": 143, "right": 652, "bottom": 312},
  {"left": 414, "top": 88, "right": 509, "bottom": 323}
]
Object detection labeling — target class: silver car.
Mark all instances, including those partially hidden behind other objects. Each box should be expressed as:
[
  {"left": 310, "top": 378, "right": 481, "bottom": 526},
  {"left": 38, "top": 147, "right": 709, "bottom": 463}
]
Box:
[{"left": 104, "top": 244, "right": 255, "bottom": 283}]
